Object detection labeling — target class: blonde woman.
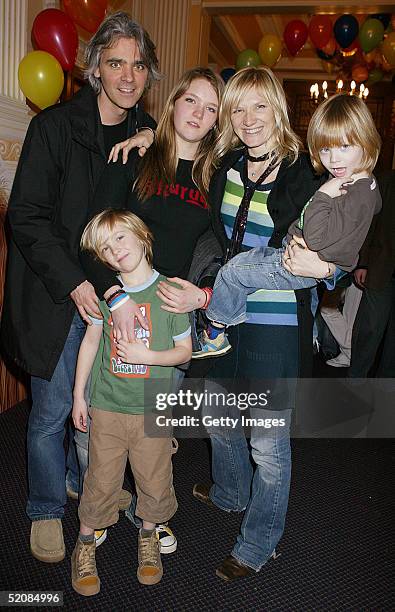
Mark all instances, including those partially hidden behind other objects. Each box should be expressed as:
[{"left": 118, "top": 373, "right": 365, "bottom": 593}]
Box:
[{"left": 192, "top": 67, "right": 336, "bottom": 581}]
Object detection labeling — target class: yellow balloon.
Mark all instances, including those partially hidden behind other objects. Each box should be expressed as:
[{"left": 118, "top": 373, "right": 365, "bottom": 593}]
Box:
[
  {"left": 258, "top": 34, "right": 282, "bottom": 67},
  {"left": 18, "top": 51, "right": 64, "bottom": 110},
  {"left": 382, "top": 31, "right": 395, "bottom": 67}
]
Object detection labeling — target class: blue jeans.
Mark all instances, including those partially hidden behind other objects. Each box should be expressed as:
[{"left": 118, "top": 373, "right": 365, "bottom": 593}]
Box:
[
  {"left": 205, "top": 323, "right": 297, "bottom": 571},
  {"left": 26, "top": 312, "right": 85, "bottom": 521},
  {"left": 207, "top": 246, "right": 316, "bottom": 326}
]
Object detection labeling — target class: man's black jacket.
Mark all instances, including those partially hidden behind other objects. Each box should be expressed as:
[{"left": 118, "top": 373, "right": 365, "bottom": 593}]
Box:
[{"left": 0, "top": 85, "right": 155, "bottom": 379}]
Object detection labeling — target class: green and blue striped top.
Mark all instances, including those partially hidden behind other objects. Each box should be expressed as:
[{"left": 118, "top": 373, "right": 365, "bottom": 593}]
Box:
[{"left": 221, "top": 159, "right": 298, "bottom": 327}]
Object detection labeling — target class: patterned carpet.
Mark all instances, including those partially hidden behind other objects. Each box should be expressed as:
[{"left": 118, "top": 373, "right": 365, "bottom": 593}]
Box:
[{"left": 0, "top": 400, "right": 393, "bottom": 611}]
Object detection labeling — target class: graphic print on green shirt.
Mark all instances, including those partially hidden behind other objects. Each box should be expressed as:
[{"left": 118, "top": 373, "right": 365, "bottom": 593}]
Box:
[{"left": 90, "top": 271, "right": 190, "bottom": 415}]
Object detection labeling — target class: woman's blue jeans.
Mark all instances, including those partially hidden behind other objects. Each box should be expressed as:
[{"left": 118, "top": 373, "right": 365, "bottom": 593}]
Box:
[
  {"left": 26, "top": 312, "right": 85, "bottom": 521},
  {"left": 205, "top": 323, "right": 297, "bottom": 571}
]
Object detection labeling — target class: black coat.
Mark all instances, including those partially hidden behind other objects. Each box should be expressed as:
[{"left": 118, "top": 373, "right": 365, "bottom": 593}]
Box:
[
  {"left": 0, "top": 85, "right": 154, "bottom": 380},
  {"left": 208, "top": 149, "right": 325, "bottom": 377},
  {"left": 358, "top": 170, "right": 395, "bottom": 290}
]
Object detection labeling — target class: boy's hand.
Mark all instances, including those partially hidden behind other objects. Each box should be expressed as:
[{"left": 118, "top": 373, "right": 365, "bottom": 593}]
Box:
[
  {"left": 72, "top": 397, "right": 88, "bottom": 432},
  {"left": 318, "top": 177, "right": 353, "bottom": 198},
  {"left": 116, "top": 338, "right": 152, "bottom": 365}
]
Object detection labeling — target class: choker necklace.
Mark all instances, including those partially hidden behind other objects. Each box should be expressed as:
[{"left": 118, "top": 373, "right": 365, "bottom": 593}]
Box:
[{"left": 246, "top": 149, "right": 275, "bottom": 163}]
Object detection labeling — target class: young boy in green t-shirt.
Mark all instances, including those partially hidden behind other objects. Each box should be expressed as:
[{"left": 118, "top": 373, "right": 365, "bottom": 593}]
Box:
[{"left": 71, "top": 210, "right": 191, "bottom": 596}]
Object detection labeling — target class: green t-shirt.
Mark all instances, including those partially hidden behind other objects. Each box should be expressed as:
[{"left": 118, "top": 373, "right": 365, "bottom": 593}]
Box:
[{"left": 90, "top": 270, "right": 190, "bottom": 414}]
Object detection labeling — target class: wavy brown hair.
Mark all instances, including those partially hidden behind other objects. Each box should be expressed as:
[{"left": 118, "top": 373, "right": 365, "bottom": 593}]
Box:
[{"left": 135, "top": 67, "right": 224, "bottom": 202}]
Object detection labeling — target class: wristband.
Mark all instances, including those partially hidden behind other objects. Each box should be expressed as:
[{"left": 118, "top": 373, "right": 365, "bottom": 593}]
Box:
[
  {"left": 108, "top": 293, "right": 128, "bottom": 309},
  {"left": 109, "top": 294, "right": 130, "bottom": 312},
  {"left": 105, "top": 288, "right": 125, "bottom": 306},
  {"left": 200, "top": 287, "right": 213, "bottom": 310}
]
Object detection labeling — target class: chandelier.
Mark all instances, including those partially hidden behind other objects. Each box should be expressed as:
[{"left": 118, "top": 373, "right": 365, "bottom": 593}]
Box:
[{"left": 309, "top": 80, "right": 369, "bottom": 102}]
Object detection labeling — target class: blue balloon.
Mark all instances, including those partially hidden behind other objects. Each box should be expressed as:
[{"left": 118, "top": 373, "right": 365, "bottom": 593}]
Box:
[
  {"left": 220, "top": 67, "right": 236, "bottom": 83},
  {"left": 370, "top": 13, "right": 391, "bottom": 30},
  {"left": 317, "top": 48, "right": 336, "bottom": 61},
  {"left": 334, "top": 14, "right": 359, "bottom": 48}
]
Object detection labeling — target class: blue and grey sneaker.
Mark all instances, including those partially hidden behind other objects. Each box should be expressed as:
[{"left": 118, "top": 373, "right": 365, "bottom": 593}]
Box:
[{"left": 192, "top": 330, "right": 232, "bottom": 359}]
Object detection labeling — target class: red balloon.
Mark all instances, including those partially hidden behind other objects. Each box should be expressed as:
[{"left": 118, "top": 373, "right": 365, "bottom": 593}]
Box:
[
  {"left": 63, "top": 0, "right": 108, "bottom": 34},
  {"left": 309, "top": 15, "right": 333, "bottom": 49},
  {"left": 32, "top": 9, "right": 78, "bottom": 71},
  {"left": 341, "top": 39, "right": 361, "bottom": 56},
  {"left": 284, "top": 20, "right": 308, "bottom": 56}
]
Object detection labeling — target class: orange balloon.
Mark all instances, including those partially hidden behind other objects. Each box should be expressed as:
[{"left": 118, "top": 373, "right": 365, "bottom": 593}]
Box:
[
  {"left": 363, "top": 49, "right": 380, "bottom": 64},
  {"left": 351, "top": 64, "right": 369, "bottom": 82},
  {"left": 321, "top": 37, "right": 337, "bottom": 56},
  {"left": 382, "top": 31, "right": 395, "bottom": 66},
  {"left": 63, "top": 0, "right": 108, "bottom": 33}
]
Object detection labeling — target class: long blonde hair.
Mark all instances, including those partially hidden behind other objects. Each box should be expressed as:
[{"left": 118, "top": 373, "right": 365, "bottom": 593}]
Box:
[
  {"left": 135, "top": 67, "right": 224, "bottom": 201},
  {"left": 215, "top": 66, "right": 300, "bottom": 164}
]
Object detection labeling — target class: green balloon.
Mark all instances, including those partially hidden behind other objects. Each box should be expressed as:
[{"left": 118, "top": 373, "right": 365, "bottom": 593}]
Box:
[
  {"left": 367, "top": 67, "right": 384, "bottom": 83},
  {"left": 359, "top": 18, "right": 384, "bottom": 52},
  {"left": 236, "top": 48, "right": 261, "bottom": 70}
]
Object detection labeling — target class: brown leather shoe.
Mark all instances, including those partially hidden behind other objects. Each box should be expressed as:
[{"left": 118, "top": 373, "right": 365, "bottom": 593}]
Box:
[
  {"left": 215, "top": 556, "right": 256, "bottom": 582},
  {"left": 30, "top": 519, "right": 65, "bottom": 563},
  {"left": 192, "top": 483, "right": 217, "bottom": 509}
]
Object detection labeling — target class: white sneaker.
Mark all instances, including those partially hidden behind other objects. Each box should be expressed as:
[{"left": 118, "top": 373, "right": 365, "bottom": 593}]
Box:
[
  {"left": 326, "top": 354, "right": 350, "bottom": 368},
  {"left": 156, "top": 523, "right": 177, "bottom": 554},
  {"left": 94, "top": 529, "right": 107, "bottom": 547},
  {"left": 95, "top": 524, "right": 177, "bottom": 554}
]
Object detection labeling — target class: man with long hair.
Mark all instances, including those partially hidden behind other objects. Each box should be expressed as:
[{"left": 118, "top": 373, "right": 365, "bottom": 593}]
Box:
[{"left": 0, "top": 11, "right": 159, "bottom": 563}]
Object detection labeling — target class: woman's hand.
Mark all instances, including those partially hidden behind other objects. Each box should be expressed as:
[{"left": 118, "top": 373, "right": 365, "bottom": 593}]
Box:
[
  {"left": 111, "top": 297, "right": 149, "bottom": 342},
  {"left": 108, "top": 128, "right": 155, "bottom": 164},
  {"left": 157, "top": 277, "right": 206, "bottom": 313},
  {"left": 283, "top": 235, "right": 335, "bottom": 279}
]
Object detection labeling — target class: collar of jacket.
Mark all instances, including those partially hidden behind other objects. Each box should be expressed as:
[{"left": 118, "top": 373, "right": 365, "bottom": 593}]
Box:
[{"left": 69, "top": 85, "right": 137, "bottom": 157}]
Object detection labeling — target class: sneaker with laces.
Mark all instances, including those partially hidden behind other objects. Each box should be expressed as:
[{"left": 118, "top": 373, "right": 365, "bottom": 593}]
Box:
[
  {"left": 137, "top": 530, "right": 163, "bottom": 585},
  {"left": 71, "top": 538, "right": 100, "bottom": 596},
  {"left": 156, "top": 523, "right": 177, "bottom": 554},
  {"left": 192, "top": 330, "right": 232, "bottom": 359},
  {"left": 94, "top": 529, "right": 107, "bottom": 547}
]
